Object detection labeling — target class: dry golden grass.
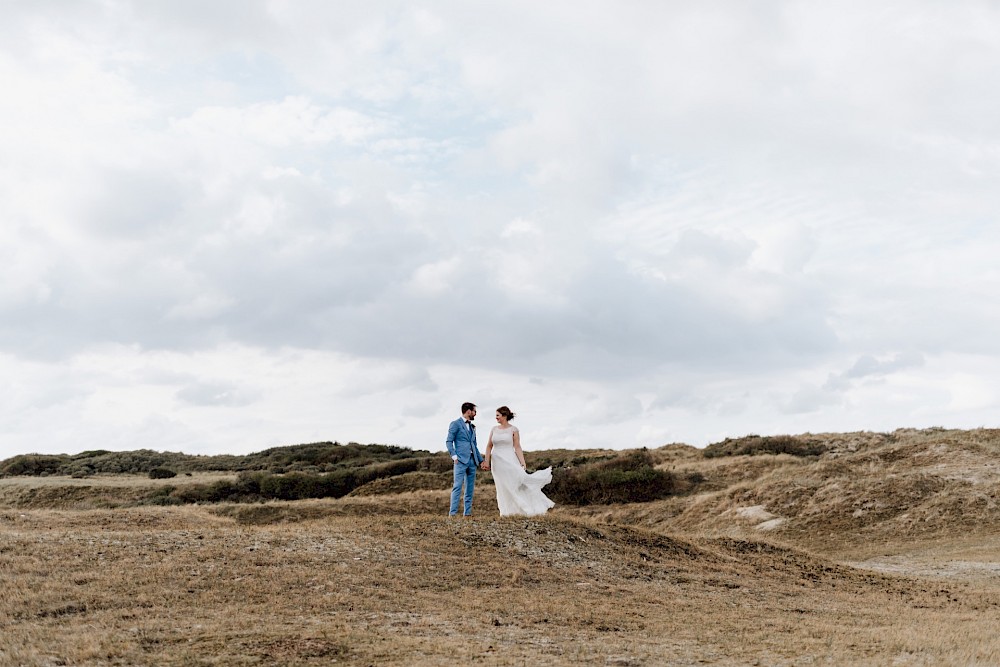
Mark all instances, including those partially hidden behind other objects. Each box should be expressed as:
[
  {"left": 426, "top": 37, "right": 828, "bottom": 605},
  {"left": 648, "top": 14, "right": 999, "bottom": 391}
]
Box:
[
  {"left": 5, "top": 428, "right": 1000, "bottom": 665},
  {"left": 584, "top": 428, "right": 1000, "bottom": 553},
  {"left": 347, "top": 472, "right": 453, "bottom": 497},
  {"left": 1, "top": 495, "right": 999, "bottom": 665},
  {"left": 0, "top": 473, "right": 238, "bottom": 510}
]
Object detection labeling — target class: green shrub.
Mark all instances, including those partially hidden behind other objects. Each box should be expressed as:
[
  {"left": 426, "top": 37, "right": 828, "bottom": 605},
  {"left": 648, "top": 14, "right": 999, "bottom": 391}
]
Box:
[
  {"left": 260, "top": 472, "right": 321, "bottom": 500},
  {"left": 149, "top": 468, "right": 177, "bottom": 479},
  {"left": 72, "top": 450, "right": 112, "bottom": 459},
  {"left": 234, "top": 471, "right": 265, "bottom": 495},
  {"left": 1, "top": 442, "right": 439, "bottom": 477},
  {"left": 546, "top": 451, "right": 675, "bottom": 506},
  {"left": 171, "top": 479, "right": 243, "bottom": 503},
  {"left": 143, "top": 485, "right": 181, "bottom": 506},
  {"left": 145, "top": 494, "right": 183, "bottom": 506},
  {"left": 418, "top": 455, "right": 455, "bottom": 474},
  {"left": 0, "top": 454, "right": 66, "bottom": 477},
  {"left": 686, "top": 471, "right": 707, "bottom": 485},
  {"left": 349, "top": 472, "right": 452, "bottom": 496},
  {"left": 159, "top": 461, "right": 418, "bottom": 505},
  {"left": 703, "top": 435, "right": 827, "bottom": 458}
]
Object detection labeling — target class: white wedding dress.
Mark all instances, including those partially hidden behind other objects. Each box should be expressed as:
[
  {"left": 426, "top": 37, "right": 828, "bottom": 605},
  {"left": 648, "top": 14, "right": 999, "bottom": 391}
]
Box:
[{"left": 489, "top": 426, "right": 555, "bottom": 517}]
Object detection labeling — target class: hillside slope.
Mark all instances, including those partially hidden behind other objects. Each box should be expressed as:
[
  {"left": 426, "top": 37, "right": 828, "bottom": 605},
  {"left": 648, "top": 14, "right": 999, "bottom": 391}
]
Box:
[
  {"left": 4, "top": 427, "right": 1000, "bottom": 554},
  {"left": 6, "top": 429, "right": 1000, "bottom": 664},
  {"left": 4, "top": 506, "right": 999, "bottom": 665},
  {"left": 575, "top": 428, "right": 1000, "bottom": 555}
]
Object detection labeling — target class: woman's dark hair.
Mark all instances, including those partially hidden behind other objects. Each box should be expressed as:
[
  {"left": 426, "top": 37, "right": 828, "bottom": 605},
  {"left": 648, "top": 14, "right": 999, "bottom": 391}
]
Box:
[{"left": 496, "top": 406, "right": 516, "bottom": 421}]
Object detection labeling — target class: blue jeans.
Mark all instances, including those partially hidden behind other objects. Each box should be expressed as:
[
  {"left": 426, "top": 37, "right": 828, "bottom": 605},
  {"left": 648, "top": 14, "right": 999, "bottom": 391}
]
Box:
[{"left": 450, "top": 459, "right": 477, "bottom": 515}]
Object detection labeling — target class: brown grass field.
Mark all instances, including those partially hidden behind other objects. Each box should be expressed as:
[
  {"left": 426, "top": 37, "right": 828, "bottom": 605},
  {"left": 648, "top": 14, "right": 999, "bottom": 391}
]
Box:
[{"left": 4, "top": 428, "right": 1000, "bottom": 665}]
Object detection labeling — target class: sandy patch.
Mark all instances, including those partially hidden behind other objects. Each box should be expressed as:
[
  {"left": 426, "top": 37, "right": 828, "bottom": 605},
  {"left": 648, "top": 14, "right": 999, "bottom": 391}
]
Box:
[{"left": 733, "top": 505, "right": 778, "bottom": 522}]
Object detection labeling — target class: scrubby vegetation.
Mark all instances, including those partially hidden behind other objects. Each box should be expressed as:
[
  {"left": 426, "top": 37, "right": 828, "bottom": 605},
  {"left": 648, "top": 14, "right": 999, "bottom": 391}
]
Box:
[
  {"left": 0, "top": 454, "right": 64, "bottom": 477},
  {"left": 1, "top": 442, "right": 653, "bottom": 508},
  {"left": 524, "top": 448, "right": 617, "bottom": 470},
  {"left": 0, "top": 432, "right": 846, "bottom": 510},
  {"left": 546, "top": 450, "right": 679, "bottom": 505},
  {"left": 144, "top": 456, "right": 454, "bottom": 505},
  {"left": 702, "top": 434, "right": 827, "bottom": 458},
  {"left": 0, "top": 442, "right": 435, "bottom": 478},
  {"left": 348, "top": 472, "right": 452, "bottom": 496}
]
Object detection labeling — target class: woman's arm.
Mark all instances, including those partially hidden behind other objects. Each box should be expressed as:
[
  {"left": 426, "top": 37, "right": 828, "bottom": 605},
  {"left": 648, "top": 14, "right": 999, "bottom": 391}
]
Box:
[
  {"left": 512, "top": 429, "right": 526, "bottom": 469},
  {"left": 482, "top": 430, "right": 494, "bottom": 470}
]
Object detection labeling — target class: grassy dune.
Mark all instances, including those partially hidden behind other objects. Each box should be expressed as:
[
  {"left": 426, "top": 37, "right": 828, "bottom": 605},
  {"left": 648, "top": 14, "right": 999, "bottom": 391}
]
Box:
[{"left": 4, "top": 428, "right": 1000, "bottom": 665}]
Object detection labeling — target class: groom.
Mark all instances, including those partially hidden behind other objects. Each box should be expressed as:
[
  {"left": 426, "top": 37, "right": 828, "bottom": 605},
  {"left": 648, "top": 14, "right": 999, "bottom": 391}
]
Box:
[{"left": 446, "top": 402, "right": 483, "bottom": 516}]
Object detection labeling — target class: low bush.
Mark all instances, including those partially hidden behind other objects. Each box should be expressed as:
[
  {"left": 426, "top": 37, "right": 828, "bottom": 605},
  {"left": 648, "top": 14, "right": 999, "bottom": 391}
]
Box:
[
  {"left": 145, "top": 485, "right": 181, "bottom": 506},
  {"left": 349, "top": 472, "right": 452, "bottom": 496},
  {"left": 546, "top": 450, "right": 676, "bottom": 506},
  {"left": 525, "top": 450, "right": 615, "bottom": 470},
  {"left": 72, "top": 450, "right": 112, "bottom": 459},
  {"left": 0, "top": 442, "right": 439, "bottom": 477},
  {"left": 686, "top": 471, "right": 707, "bottom": 484},
  {"left": 0, "top": 454, "right": 66, "bottom": 477},
  {"left": 149, "top": 468, "right": 177, "bottom": 479},
  {"left": 703, "top": 435, "right": 827, "bottom": 458},
  {"left": 171, "top": 480, "right": 238, "bottom": 504},
  {"left": 418, "top": 455, "right": 456, "bottom": 474},
  {"left": 157, "top": 458, "right": 439, "bottom": 505}
]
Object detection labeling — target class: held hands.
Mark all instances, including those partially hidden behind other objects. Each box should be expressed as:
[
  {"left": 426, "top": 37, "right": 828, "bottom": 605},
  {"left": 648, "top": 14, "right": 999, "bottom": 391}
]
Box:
[{"left": 480, "top": 459, "right": 490, "bottom": 471}]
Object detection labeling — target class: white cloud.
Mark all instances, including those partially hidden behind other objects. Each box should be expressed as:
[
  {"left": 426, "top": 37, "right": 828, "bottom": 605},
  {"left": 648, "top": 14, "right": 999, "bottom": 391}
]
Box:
[
  {"left": 946, "top": 373, "right": 997, "bottom": 412},
  {"left": 176, "top": 381, "right": 259, "bottom": 407},
  {"left": 165, "top": 291, "right": 235, "bottom": 321},
  {"left": 407, "top": 258, "right": 461, "bottom": 296},
  {"left": 335, "top": 360, "right": 439, "bottom": 398},
  {"left": 3, "top": 2, "right": 1000, "bottom": 458},
  {"left": 841, "top": 352, "right": 926, "bottom": 381},
  {"left": 172, "top": 97, "right": 386, "bottom": 148}
]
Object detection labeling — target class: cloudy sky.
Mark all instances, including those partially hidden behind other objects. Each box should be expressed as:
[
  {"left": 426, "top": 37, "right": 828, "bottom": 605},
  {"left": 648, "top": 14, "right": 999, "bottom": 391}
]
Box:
[{"left": 3, "top": 1, "right": 1000, "bottom": 459}]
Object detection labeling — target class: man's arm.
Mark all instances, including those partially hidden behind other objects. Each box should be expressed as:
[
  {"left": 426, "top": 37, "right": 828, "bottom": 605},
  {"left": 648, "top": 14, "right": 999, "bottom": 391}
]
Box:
[{"left": 445, "top": 420, "right": 459, "bottom": 461}]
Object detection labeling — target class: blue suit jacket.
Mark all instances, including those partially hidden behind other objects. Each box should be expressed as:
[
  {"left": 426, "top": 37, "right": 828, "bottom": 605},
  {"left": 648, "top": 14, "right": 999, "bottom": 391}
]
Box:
[{"left": 446, "top": 418, "right": 482, "bottom": 466}]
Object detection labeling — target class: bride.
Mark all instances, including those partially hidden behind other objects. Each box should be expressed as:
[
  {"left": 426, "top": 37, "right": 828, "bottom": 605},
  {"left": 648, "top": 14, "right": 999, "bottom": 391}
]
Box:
[{"left": 481, "top": 406, "right": 555, "bottom": 517}]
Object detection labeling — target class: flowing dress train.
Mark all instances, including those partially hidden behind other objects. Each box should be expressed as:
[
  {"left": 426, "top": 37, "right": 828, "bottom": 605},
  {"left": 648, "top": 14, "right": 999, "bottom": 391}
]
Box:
[{"left": 489, "top": 426, "right": 554, "bottom": 517}]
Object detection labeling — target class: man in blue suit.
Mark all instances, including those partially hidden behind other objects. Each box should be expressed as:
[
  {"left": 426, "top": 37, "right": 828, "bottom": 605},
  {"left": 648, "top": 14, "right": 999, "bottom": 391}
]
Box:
[{"left": 446, "top": 402, "right": 483, "bottom": 516}]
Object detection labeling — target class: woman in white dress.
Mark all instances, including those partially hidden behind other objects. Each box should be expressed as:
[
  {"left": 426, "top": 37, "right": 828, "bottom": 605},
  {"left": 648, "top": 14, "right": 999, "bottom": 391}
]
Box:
[{"left": 481, "top": 406, "right": 555, "bottom": 517}]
